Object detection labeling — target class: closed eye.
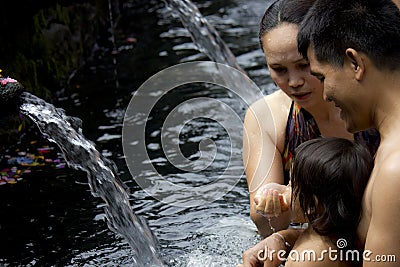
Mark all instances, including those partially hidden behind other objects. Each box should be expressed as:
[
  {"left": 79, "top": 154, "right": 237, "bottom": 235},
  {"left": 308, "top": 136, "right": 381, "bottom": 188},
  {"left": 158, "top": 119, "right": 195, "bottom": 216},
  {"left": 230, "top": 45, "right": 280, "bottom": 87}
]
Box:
[
  {"left": 298, "top": 63, "right": 310, "bottom": 70},
  {"left": 310, "top": 71, "right": 325, "bottom": 82},
  {"left": 270, "top": 66, "right": 287, "bottom": 74},
  {"left": 316, "top": 75, "right": 325, "bottom": 82}
]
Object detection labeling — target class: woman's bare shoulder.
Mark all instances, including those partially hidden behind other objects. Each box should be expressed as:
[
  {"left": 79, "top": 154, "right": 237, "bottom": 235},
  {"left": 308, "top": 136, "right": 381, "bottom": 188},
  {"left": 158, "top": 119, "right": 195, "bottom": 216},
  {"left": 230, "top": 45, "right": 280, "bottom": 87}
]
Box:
[
  {"left": 249, "top": 90, "right": 291, "bottom": 118},
  {"left": 245, "top": 90, "right": 291, "bottom": 150}
]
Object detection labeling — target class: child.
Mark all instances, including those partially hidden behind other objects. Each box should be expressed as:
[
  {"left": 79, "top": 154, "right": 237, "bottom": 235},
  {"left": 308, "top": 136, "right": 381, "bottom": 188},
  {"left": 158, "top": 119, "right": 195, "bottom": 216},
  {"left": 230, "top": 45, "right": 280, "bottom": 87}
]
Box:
[{"left": 286, "top": 137, "right": 373, "bottom": 266}]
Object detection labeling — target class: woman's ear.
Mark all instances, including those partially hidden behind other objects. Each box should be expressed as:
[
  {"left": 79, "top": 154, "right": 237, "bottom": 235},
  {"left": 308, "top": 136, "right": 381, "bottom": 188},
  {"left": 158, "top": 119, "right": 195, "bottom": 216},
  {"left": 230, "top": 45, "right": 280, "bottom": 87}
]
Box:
[{"left": 345, "top": 48, "right": 365, "bottom": 81}]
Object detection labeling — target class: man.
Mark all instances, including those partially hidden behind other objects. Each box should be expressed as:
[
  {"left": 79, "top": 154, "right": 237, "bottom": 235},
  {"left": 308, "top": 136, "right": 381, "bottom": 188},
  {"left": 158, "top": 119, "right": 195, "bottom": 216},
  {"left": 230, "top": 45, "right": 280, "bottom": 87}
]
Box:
[{"left": 240, "top": 0, "right": 400, "bottom": 266}]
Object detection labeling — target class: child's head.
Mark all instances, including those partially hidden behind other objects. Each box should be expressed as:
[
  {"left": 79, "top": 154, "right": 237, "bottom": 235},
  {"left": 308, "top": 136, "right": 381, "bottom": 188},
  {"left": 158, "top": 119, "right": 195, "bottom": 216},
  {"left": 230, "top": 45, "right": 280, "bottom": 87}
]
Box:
[{"left": 291, "top": 137, "right": 373, "bottom": 239}]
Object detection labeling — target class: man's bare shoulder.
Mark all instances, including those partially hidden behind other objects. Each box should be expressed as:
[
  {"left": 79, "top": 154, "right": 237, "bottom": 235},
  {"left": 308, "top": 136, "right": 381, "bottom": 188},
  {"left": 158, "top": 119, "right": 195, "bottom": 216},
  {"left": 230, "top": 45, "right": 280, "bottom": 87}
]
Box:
[
  {"left": 375, "top": 149, "right": 400, "bottom": 185},
  {"left": 371, "top": 149, "right": 400, "bottom": 204}
]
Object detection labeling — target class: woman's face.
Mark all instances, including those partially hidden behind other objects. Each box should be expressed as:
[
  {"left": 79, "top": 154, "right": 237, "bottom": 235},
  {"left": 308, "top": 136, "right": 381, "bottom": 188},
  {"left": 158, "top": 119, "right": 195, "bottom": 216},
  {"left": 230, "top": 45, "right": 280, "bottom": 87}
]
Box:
[{"left": 262, "top": 23, "right": 323, "bottom": 109}]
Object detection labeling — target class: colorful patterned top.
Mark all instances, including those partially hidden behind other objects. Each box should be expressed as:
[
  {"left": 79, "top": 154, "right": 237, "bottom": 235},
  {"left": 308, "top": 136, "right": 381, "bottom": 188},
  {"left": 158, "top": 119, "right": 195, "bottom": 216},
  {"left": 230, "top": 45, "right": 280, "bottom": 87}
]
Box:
[{"left": 282, "top": 101, "right": 380, "bottom": 184}]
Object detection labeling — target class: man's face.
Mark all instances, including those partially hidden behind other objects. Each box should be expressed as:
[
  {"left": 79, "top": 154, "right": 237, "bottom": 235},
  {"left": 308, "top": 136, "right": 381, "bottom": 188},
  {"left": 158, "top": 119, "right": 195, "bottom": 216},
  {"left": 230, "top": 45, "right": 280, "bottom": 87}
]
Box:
[{"left": 307, "top": 46, "right": 371, "bottom": 133}]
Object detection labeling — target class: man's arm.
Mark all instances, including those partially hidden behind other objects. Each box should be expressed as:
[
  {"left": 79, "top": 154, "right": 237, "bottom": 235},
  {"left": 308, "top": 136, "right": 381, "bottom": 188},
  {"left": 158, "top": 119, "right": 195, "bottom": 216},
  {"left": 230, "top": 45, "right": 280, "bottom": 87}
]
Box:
[{"left": 363, "top": 155, "right": 400, "bottom": 266}]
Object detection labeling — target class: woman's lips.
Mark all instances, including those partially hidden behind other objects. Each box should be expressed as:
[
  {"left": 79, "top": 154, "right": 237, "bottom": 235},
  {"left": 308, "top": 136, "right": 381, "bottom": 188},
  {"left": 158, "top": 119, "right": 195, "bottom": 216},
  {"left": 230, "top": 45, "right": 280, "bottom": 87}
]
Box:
[{"left": 292, "top": 92, "right": 311, "bottom": 100}]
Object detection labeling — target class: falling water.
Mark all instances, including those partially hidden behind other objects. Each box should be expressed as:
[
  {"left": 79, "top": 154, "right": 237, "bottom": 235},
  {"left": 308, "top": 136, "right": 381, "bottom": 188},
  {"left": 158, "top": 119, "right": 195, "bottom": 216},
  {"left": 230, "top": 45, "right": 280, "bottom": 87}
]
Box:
[
  {"left": 18, "top": 90, "right": 164, "bottom": 267},
  {"left": 107, "top": 0, "right": 119, "bottom": 88},
  {"left": 164, "top": 0, "right": 245, "bottom": 73},
  {"left": 1, "top": 0, "right": 268, "bottom": 264}
]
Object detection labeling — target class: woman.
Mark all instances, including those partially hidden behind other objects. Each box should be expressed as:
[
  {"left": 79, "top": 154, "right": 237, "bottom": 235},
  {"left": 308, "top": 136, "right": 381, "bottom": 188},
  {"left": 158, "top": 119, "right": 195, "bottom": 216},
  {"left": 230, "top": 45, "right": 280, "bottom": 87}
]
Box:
[{"left": 243, "top": 0, "right": 379, "bottom": 237}]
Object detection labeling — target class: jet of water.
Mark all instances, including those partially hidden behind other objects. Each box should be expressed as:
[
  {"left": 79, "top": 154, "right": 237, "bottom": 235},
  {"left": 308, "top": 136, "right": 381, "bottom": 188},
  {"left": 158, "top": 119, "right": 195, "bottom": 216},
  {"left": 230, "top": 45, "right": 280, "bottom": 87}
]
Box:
[
  {"left": 164, "top": 0, "right": 245, "bottom": 73},
  {"left": 1, "top": 78, "right": 164, "bottom": 267}
]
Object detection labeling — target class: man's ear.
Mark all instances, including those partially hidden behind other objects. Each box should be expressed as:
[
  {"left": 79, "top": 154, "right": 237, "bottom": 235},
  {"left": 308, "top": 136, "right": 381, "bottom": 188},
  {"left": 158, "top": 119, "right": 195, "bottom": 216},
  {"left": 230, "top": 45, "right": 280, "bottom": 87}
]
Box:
[{"left": 345, "top": 48, "right": 365, "bottom": 81}]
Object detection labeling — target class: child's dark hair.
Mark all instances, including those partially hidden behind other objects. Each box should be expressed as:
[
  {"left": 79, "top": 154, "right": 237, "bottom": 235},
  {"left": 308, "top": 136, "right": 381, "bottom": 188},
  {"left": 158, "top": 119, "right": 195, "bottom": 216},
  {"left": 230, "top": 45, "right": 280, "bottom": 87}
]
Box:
[{"left": 291, "top": 137, "right": 373, "bottom": 241}]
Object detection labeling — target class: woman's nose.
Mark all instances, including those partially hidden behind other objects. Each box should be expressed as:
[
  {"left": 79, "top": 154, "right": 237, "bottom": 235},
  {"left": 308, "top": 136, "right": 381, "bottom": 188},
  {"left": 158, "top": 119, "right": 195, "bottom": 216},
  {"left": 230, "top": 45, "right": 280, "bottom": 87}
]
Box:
[{"left": 288, "top": 73, "right": 304, "bottom": 88}]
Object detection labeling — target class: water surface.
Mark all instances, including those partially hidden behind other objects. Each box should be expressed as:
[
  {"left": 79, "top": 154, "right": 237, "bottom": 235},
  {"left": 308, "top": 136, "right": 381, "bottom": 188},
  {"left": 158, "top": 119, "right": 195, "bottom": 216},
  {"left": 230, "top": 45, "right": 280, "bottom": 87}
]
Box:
[{"left": 0, "top": 0, "right": 276, "bottom": 265}]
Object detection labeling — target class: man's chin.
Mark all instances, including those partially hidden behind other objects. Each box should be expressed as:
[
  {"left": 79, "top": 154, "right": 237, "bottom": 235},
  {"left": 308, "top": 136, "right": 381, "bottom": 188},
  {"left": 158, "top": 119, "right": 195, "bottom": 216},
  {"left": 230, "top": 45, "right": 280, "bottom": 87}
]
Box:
[
  {"left": 344, "top": 118, "right": 358, "bottom": 133},
  {"left": 346, "top": 125, "right": 358, "bottom": 134},
  {"left": 346, "top": 121, "right": 369, "bottom": 134}
]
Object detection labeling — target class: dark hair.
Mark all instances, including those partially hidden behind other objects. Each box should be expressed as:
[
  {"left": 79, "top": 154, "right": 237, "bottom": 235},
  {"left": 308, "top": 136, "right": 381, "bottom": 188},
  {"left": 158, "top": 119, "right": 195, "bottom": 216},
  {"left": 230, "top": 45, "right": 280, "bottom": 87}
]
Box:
[
  {"left": 259, "top": 0, "right": 316, "bottom": 50},
  {"left": 298, "top": 0, "right": 400, "bottom": 70},
  {"left": 291, "top": 137, "right": 373, "bottom": 241}
]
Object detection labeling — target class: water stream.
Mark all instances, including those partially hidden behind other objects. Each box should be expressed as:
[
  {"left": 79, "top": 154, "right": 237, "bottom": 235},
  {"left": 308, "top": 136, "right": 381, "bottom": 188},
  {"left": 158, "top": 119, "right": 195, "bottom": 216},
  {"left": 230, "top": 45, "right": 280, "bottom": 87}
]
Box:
[
  {"left": 164, "top": 0, "right": 244, "bottom": 73},
  {"left": 18, "top": 91, "right": 164, "bottom": 267},
  {"left": 1, "top": 0, "right": 275, "bottom": 265}
]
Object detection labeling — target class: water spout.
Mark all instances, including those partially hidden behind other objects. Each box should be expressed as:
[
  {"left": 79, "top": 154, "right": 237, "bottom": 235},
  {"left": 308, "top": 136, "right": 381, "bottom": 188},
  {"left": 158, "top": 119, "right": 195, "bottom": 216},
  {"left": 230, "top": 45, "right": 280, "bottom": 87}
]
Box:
[
  {"left": 1, "top": 0, "right": 260, "bottom": 264},
  {"left": 1, "top": 78, "right": 164, "bottom": 266},
  {"left": 164, "top": 0, "right": 245, "bottom": 73},
  {"left": 0, "top": 77, "right": 24, "bottom": 117}
]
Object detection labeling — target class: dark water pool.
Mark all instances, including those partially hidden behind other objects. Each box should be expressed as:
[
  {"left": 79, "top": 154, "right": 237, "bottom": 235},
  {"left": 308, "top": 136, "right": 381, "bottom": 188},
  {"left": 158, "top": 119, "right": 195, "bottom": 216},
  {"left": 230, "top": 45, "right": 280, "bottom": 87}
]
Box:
[{"left": 0, "top": 0, "right": 276, "bottom": 265}]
